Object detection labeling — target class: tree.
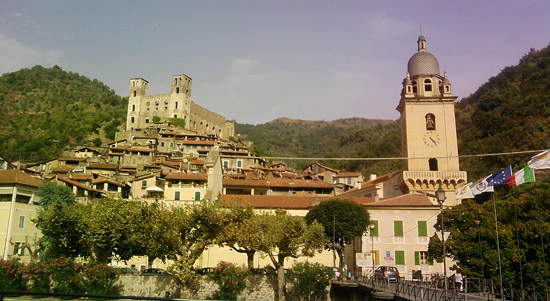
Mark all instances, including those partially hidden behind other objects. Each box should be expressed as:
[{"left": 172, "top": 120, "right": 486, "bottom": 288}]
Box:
[
  {"left": 37, "top": 181, "right": 75, "bottom": 207},
  {"left": 305, "top": 199, "right": 370, "bottom": 272},
  {"left": 216, "top": 206, "right": 263, "bottom": 269},
  {"left": 286, "top": 262, "right": 334, "bottom": 301},
  {"left": 256, "top": 210, "right": 326, "bottom": 301},
  {"left": 92, "top": 137, "right": 102, "bottom": 147},
  {"left": 152, "top": 115, "right": 161, "bottom": 123},
  {"left": 427, "top": 182, "right": 550, "bottom": 295}
]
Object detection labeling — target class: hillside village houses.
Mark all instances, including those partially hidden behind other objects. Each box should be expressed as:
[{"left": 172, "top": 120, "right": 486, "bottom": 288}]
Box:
[{"left": 2, "top": 35, "right": 467, "bottom": 280}]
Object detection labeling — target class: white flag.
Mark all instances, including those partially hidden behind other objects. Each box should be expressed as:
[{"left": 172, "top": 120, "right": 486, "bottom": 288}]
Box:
[
  {"left": 528, "top": 150, "right": 550, "bottom": 170},
  {"left": 471, "top": 175, "right": 494, "bottom": 195},
  {"left": 456, "top": 183, "right": 474, "bottom": 199}
]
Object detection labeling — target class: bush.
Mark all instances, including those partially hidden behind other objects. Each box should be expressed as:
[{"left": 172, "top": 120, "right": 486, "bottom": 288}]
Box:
[
  {"left": 0, "top": 259, "right": 26, "bottom": 291},
  {"left": 168, "top": 118, "right": 186, "bottom": 128},
  {"left": 286, "top": 262, "right": 334, "bottom": 301},
  {"left": 208, "top": 262, "right": 248, "bottom": 300},
  {"left": 23, "top": 261, "right": 52, "bottom": 293},
  {"left": 152, "top": 116, "right": 161, "bottom": 123},
  {"left": 49, "top": 257, "right": 85, "bottom": 294},
  {"left": 82, "top": 264, "right": 120, "bottom": 295}
]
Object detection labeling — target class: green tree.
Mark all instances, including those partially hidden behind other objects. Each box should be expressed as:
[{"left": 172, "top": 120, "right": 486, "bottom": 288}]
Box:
[
  {"left": 256, "top": 210, "right": 326, "bottom": 301},
  {"left": 37, "top": 181, "right": 76, "bottom": 207},
  {"left": 208, "top": 261, "right": 248, "bottom": 300},
  {"left": 286, "top": 262, "right": 334, "bottom": 301},
  {"left": 92, "top": 137, "right": 102, "bottom": 147},
  {"left": 305, "top": 199, "right": 370, "bottom": 272},
  {"left": 428, "top": 182, "right": 550, "bottom": 294},
  {"left": 168, "top": 117, "right": 186, "bottom": 128},
  {"left": 152, "top": 115, "right": 161, "bottom": 123}
]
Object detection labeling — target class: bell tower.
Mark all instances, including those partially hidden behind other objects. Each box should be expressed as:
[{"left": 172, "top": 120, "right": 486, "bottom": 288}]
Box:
[
  {"left": 126, "top": 78, "right": 148, "bottom": 131},
  {"left": 397, "top": 36, "right": 467, "bottom": 205}
]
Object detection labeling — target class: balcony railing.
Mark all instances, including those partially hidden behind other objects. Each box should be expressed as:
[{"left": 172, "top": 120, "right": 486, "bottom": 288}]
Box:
[{"left": 403, "top": 170, "right": 467, "bottom": 181}]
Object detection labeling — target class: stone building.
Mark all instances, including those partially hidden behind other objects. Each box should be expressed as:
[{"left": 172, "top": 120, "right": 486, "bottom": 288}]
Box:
[{"left": 125, "top": 74, "right": 235, "bottom": 139}]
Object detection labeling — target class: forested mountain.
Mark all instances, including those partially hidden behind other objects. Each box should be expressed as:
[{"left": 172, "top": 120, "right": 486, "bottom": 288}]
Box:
[
  {"left": 0, "top": 66, "right": 127, "bottom": 162},
  {"left": 237, "top": 44, "right": 550, "bottom": 179}
]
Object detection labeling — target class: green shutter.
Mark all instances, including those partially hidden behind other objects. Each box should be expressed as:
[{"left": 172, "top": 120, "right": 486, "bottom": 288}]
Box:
[
  {"left": 395, "top": 251, "right": 405, "bottom": 265},
  {"left": 415, "top": 251, "right": 420, "bottom": 265},
  {"left": 371, "top": 220, "right": 379, "bottom": 237},
  {"left": 194, "top": 191, "right": 201, "bottom": 200},
  {"left": 394, "top": 221, "right": 403, "bottom": 237},
  {"left": 418, "top": 221, "right": 427, "bottom": 237},
  {"left": 175, "top": 191, "right": 180, "bottom": 200}
]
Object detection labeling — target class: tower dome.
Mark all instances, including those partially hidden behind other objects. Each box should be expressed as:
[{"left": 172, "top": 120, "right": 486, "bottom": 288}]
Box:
[{"left": 407, "top": 36, "right": 440, "bottom": 76}]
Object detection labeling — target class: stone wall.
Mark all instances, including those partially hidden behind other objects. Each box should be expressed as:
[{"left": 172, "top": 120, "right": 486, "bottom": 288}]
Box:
[{"left": 116, "top": 274, "right": 277, "bottom": 300}]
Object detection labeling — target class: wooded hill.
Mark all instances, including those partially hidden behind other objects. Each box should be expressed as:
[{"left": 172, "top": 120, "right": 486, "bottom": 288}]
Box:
[
  {"left": 0, "top": 66, "right": 127, "bottom": 163},
  {"left": 237, "top": 44, "right": 550, "bottom": 179}
]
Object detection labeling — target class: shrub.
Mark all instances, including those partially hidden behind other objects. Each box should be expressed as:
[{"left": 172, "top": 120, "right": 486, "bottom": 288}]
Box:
[
  {"left": 23, "top": 261, "right": 52, "bottom": 293},
  {"left": 208, "top": 262, "right": 248, "bottom": 300},
  {"left": 286, "top": 262, "right": 334, "bottom": 301},
  {"left": 168, "top": 118, "right": 186, "bottom": 128},
  {"left": 82, "top": 264, "right": 120, "bottom": 295},
  {"left": 0, "top": 259, "right": 26, "bottom": 291},
  {"left": 152, "top": 116, "right": 161, "bottom": 123},
  {"left": 49, "top": 257, "right": 85, "bottom": 294}
]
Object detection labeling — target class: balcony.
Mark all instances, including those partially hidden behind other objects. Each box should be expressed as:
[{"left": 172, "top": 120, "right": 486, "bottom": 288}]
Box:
[{"left": 403, "top": 170, "right": 467, "bottom": 191}]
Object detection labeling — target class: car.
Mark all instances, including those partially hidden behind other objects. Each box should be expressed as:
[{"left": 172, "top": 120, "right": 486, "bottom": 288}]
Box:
[
  {"left": 142, "top": 268, "right": 170, "bottom": 275},
  {"left": 117, "top": 266, "right": 139, "bottom": 274},
  {"left": 374, "top": 266, "right": 400, "bottom": 283},
  {"left": 196, "top": 267, "right": 215, "bottom": 275}
]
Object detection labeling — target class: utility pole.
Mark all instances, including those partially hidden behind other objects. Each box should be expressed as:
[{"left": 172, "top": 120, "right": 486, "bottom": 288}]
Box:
[{"left": 435, "top": 187, "right": 448, "bottom": 299}]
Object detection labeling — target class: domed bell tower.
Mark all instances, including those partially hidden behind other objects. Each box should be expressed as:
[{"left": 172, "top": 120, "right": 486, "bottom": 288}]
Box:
[{"left": 397, "top": 36, "right": 467, "bottom": 205}]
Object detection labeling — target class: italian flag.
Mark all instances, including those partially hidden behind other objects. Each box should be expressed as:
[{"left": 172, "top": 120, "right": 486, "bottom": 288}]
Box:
[{"left": 506, "top": 166, "right": 535, "bottom": 187}]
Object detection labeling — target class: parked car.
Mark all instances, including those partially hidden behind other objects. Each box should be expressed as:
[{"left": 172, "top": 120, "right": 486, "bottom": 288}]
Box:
[
  {"left": 142, "top": 268, "right": 170, "bottom": 275},
  {"left": 116, "top": 266, "right": 139, "bottom": 274},
  {"left": 196, "top": 267, "right": 215, "bottom": 275},
  {"left": 374, "top": 266, "right": 400, "bottom": 282}
]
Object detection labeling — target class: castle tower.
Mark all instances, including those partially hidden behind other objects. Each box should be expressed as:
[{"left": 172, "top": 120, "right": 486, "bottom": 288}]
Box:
[
  {"left": 126, "top": 78, "right": 148, "bottom": 131},
  {"left": 171, "top": 74, "right": 192, "bottom": 97},
  {"left": 396, "top": 36, "right": 467, "bottom": 205}
]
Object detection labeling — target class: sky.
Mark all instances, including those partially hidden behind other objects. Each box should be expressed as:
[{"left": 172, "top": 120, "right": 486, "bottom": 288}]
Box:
[{"left": 1, "top": 1, "right": 548, "bottom": 124}]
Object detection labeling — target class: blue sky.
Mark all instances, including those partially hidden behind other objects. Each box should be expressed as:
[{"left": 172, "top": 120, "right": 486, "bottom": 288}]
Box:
[{"left": 1, "top": 1, "right": 548, "bottom": 124}]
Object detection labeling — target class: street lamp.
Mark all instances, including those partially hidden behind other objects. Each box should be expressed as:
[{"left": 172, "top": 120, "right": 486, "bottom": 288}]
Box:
[
  {"left": 370, "top": 223, "right": 375, "bottom": 279},
  {"left": 435, "top": 186, "right": 448, "bottom": 298}
]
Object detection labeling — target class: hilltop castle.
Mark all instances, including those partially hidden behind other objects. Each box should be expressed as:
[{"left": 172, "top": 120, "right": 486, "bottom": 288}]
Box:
[{"left": 125, "top": 74, "right": 235, "bottom": 139}]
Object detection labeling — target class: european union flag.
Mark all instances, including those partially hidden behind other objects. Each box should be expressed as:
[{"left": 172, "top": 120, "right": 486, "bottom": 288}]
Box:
[{"left": 488, "top": 166, "right": 513, "bottom": 187}]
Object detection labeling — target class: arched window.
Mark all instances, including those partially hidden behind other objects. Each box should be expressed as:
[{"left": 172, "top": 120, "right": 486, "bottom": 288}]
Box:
[
  {"left": 424, "top": 79, "right": 432, "bottom": 92},
  {"left": 445, "top": 86, "right": 449, "bottom": 92},
  {"left": 133, "top": 91, "right": 136, "bottom": 97},
  {"left": 425, "top": 113, "right": 436, "bottom": 130},
  {"left": 429, "top": 158, "right": 438, "bottom": 171},
  {"left": 176, "top": 87, "right": 179, "bottom": 94}
]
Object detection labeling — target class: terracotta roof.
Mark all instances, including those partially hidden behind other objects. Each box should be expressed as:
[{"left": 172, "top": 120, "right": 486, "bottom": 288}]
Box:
[
  {"left": 222, "top": 177, "right": 333, "bottom": 189},
  {"left": 57, "top": 157, "right": 86, "bottom": 162},
  {"left": 58, "top": 177, "right": 104, "bottom": 193},
  {"left": 361, "top": 171, "right": 401, "bottom": 188},
  {"left": 191, "top": 159, "right": 205, "bottom": 165},
  {"left": 53, "top": 167, "right": 73, "bottom": 173},
  {"left": 0, "top": 170, "right": 42, "bottom": 187},
  {"left": 366, "top": 194, "right": 436, "bottom": 207},
  {"left": 70, "top": 173, "right": 93, "bottom": 181},
  {"left": 179, "top": 140, "right": 216, "bottom": 146},
  {"left": 223, "top": 178, "right": 269, "bottom": 187},
  {"left": 87, "top": 163, "right": 117, "bottom": 170},
  {"left": 165, "top": 173, "right": 207, "bottom": 181},
  {"left": 305, "top": 162, "right": 339, "bottom": 173},
  {"left": 75, "top": 147, "right": 101, "bottom": 153},
  {"left": 92, "top": 176, "right": 125, "bottom": 186},
  {"left": 334, "top": 172, "right": 362, "bottom": 178},
  {"left": 219, "top": 194, "right": 374, "bottom": 209},
  {"left": 133, "top": 174, "right": 157, "bottom": 181}
]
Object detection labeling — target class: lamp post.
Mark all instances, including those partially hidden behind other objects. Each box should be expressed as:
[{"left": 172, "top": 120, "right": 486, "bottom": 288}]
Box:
[
  {"left": 435, "top": 187, "right": 448, "bottom": 298},
  {"left": 370, "top": 223, "right": 375, "bottom": 279}
]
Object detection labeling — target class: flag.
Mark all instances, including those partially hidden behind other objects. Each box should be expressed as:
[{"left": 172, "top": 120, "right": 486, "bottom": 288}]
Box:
[
  {"left": 471, "top": 175, "right": 494, "bottom": 195},
  {"left": 528, "top": 150, "right": 550, "bottom": 170},
  {"left": 507, "top": 166, "right": 536, "bottom": 187},
  {"left": 488, "top": 166, "right": 513, "bottom": 187},
  {"left": 455, "top": 183, "right": 474, "bottom": 199}
]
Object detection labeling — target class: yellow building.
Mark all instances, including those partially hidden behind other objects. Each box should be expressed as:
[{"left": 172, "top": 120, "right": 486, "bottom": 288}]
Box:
[{"left": 0, "top": 170, "right": 42, "bottom": 262}]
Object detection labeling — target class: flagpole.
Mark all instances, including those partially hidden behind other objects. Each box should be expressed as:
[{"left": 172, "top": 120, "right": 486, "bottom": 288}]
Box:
[{"left": 492, "top": 192, "right": 504, "bottom": 299}]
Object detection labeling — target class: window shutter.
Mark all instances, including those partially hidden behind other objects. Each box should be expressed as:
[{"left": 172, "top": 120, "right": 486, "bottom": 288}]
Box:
[
  {"left": 394, "top": 221, "right": 403, "bottom": 237},
  {"left": 415, "top": 251, "right": 420, "bottom": 265},
  {"left": 194, "top": 191, "right": 201, "bottom": 200},
  {"left": 395, "top": 251, "right": 405, "bottom": 265},
  {"left": 418, "top": 221, "right": 427, "bottom": 237},
  {"left": 175, "top": 191, "right": 180, "bottom": 201},
  {"left": 371, "top": 220, "right": 379, "bottom": 237}
]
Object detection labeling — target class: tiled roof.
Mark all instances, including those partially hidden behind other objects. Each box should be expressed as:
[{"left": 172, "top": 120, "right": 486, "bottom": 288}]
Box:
[
  {"left": 223, "top": 178, "right": 269, "bottom": 187},
  {"left": 70, "top": 173, "right": 93, "bottom": 181},
  {"left": 87, "top": 163, "right": 118, "bottom": 170},
  {"left": 58, "top": 177, "right": 104, "bottom": 193},
  {"left": 222, "top": 177, "right": 333, "bottom": 189},
  {"left": 305, "top": 162, "right": 339, "bottom": 173},
  {"left": 165, "top": 173, "right": 208, "bottom": 181},
  {"left": 92, "top": 176, "right": 125, "bottom": 186},
  {"left": 133, "top": 174, "right": 157, "bottom": 181},
  {"left": 179, "top": 140, "right": 216, "bottom": 146},
  {"left": 219, "top": 194, "right": 374, "bottom": 209},
  {"left": 0, "top": 170, "right": 42, "bottom": 187},
  {"left": 334, "top": 172, "right": 362, "bottom": 178},
  {"left": 367, "top": 194, "right": 435, "bottom": 207},
  {"left": 53, "top": 167, "right": 73, "bottom": 173},
  {"left": 57, "top": 157, "right": 86, "bottom": 162}
]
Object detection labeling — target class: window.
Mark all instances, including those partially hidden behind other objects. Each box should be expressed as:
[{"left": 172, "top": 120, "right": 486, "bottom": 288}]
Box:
[
  {"left": 142, "top": 180, "right": 147, "bottom": 188},
  {"left": 424, "top": 79, "right": 432, "bottom": 92},
  {"left": 394, "top": 221, "right": 403, "bottom": 237},
  {"left": 194, "top": 191, "right": 201, "bottom": 201},
  {"left": 161, "top": 142, "right": 165, "bottom": 147},
  {"left": 445, "top": 86, "right": 450, "bottom": 92},
  {"left": 175, "top": 102, "right": 178, "bottom": 109},
  {"left": 174, "top": 114, "right": 178, "bottom": 118},
  {"left": 425, "top": 113, "right": 435, "bottom": 130},
  {"left": 18, "top": 216, "right": 25, "bottom": 228},
  {"left": 414, "top": 251, "right": 430, "bottom": 265},
  {"left": 176, "top": 87, "right": 180, "bottom": 94},
  {"left": 133, "top": 91, "right": 136, "bottom": 97},
  {"left": 370, "top": 220, "right": 379, "bottom": 236},
  {"left": 429, "top": 158, "right": 438, "bottom": 171},
  {"left": 131, "top": 117, "right": 134, "bottom": 123},
  {"left": 395, "top": 250, "right": 405, "bottom": 265},
  {"left": 412, "top": 81, "right": 417, "bottom": 93},
  {"left": 145, "top": 119, "right": 149, "bottom": 123},
  {"left": 175, "top": 191, "right": 180, "bottom": 201},
  {"left": 132, "top": 104, "right": 135, "bottom": 111},
  {"left": 13, "top": 242, "right": 23, "bottom": 256},
  {"left": 418, "top": 221, "right": 428, "bottom": 237},
  {"left": 237, "top": 159, "right": 243, "bottom": 168},
  {"left": 223, "top": 160, "right": 229, "bottom": 168}
]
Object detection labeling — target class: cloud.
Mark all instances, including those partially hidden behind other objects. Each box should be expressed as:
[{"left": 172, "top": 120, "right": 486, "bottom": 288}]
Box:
[{"left": 0, "top": 34, "right": 62, "bottom": 74}]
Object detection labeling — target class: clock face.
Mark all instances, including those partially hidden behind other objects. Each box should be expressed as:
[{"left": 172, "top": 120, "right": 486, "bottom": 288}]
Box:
[{"left": 423, "top": 133, "right": 441, "bottom": 147}]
